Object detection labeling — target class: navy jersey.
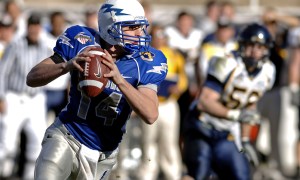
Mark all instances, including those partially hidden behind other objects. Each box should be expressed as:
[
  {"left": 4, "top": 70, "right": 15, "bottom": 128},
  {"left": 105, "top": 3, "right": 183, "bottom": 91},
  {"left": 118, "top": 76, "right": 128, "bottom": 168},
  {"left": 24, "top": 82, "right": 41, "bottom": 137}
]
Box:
[{"left": 54, "top": 25, "right": 167, "bottom": 151}]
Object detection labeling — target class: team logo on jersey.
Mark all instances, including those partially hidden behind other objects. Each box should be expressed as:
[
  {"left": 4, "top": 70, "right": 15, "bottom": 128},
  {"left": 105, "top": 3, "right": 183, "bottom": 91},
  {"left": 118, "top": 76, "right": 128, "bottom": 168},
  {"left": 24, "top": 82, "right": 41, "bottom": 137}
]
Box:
[
  {"left": 147, "top": 63, "right": 168, "bottom": 74},
  {"left": 75, "top": 32, "right": 92, "bottom": 44},
  {"left": 58, "top": 33, "right": 74, "bottom": 48},
  {"left": 140, "top": 51, "right": 154, "bottom": 61}
]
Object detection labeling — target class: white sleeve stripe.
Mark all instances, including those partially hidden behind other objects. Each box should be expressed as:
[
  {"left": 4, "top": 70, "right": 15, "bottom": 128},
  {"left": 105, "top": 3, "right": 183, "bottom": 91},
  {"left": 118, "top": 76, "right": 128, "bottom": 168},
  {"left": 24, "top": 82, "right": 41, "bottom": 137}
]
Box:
[{"left": 138, "top": 84, "right": 158, "bottom": 92}]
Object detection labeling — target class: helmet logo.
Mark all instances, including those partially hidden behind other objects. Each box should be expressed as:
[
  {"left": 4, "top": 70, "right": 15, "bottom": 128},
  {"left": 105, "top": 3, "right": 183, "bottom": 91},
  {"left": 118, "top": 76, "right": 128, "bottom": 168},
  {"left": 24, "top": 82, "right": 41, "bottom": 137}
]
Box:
[
  {"left": 101, "top": 4, "right": 129, "bottom": 16},
  {"left": 251, "top": 33, "right": 265, "bottom": 44}
]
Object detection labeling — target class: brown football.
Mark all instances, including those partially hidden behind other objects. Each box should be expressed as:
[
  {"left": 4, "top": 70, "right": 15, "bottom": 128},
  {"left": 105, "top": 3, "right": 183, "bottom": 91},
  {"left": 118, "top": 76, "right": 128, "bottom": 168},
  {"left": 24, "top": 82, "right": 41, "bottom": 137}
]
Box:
[{"left": 78, "top": 47, "right": 109, "bottom": 97}]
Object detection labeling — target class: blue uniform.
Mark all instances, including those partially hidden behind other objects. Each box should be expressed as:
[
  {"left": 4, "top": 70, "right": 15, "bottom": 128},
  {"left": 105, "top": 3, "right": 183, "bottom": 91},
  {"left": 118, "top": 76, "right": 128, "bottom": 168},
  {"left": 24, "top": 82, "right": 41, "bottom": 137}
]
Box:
[
  {"left": 54, "top": 25, "right": 167, "bottom": 151},
  {"left": 183, "top": 53, "right": 275, "bottom": 180}
]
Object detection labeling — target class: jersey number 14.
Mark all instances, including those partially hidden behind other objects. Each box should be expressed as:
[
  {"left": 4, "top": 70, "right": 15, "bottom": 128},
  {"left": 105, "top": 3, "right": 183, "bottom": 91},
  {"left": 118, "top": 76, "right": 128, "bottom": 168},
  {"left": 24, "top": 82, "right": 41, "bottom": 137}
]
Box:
[{"left": 77, "top": 92, "right": 122, "bottom": 126}]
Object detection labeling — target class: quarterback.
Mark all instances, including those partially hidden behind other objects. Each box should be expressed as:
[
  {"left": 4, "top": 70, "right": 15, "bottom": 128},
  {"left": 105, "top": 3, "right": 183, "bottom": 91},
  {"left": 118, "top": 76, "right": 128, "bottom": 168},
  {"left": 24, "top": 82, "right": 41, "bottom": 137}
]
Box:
[
  {"left": 183, "top": 23, "right": 276, "bottom": 180},
  {"left": 26, "top": 0, "right": 167, "bottom": 179}
]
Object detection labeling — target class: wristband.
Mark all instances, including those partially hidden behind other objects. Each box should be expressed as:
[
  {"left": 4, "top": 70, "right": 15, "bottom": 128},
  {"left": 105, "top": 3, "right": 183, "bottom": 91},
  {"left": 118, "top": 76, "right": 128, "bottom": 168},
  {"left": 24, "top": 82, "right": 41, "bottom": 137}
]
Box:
[
  {"left": 242, "top": 136, "right": 250, "bottom": 142},
  {"left": 226, "top": 109, "right": 241, "bottom": 121}
]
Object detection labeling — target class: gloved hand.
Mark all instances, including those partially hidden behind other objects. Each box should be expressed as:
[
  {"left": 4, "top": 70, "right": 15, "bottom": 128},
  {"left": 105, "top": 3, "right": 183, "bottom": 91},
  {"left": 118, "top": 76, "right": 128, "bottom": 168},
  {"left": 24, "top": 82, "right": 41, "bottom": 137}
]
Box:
[
  {"left": 290, "top": 84, "right": 300, "bottom": 106},
  {"left": 238, "top": 109, "right": 261, "bottom": 125},
  {"left": 241, "top": 139, "right": 260, "bottom": 167}
]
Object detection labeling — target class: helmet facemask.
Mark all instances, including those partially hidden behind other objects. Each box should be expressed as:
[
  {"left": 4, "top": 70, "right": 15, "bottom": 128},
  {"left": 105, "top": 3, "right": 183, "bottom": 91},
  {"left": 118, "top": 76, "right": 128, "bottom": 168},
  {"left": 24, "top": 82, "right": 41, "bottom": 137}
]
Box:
[
  {"left": 108, "top": 20, "right": 151, "bottom": 53},
  {"left": 237, "top": 23, "right": 273, "bottom": 73},
  {"left": 239, "top": 42, "right": 269, "bottom": 72}
]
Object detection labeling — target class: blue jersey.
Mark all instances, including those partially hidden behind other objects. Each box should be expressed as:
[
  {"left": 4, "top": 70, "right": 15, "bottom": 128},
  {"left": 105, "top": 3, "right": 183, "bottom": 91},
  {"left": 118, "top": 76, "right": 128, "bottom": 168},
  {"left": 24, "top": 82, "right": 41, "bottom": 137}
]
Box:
[{"left": 53, "top": 25, "right": 167, "bottom": 151}]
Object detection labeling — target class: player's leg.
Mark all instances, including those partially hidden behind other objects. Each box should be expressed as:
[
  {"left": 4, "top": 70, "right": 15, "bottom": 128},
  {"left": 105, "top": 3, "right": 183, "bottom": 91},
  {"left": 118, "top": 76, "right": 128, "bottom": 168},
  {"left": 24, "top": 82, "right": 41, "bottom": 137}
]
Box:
[
  {"left": 297, "top": 104, "right": 300, "bottom": 176},
  {"left": 182, "top": 108, "right": 213, "bottom": 179},
  {"left": 183, "top": 132, "right": 212, "bottom": 179},
  {"left": 0, "top": 92, "right": 24, "bottom": 178},
  {"left": 95, "top": 149, "right": 119, "bottom": 180},
  {"left": 23, "top": 93, "right": 47, "bottom": 179},
  {"left": 137, "top": 113, "right": 159, "bottom": 180},
  {"left": 159, "top": 99, "right": 182, "bottom": 180},
  {"left": 34, "top": 120, "right": 75, "bottom": 180},
  {"left": 213, "top": 139, "right": 251, "bottom": 180},
  {"left": 0, "top": 114, "right": 3, "bottom": 171}
]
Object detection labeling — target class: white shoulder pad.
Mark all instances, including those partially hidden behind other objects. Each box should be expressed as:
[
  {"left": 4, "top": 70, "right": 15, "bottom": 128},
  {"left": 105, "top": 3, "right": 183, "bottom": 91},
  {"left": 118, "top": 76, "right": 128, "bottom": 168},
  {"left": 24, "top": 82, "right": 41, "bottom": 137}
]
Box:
[
  {"left": 207, "top": 56, "right": 237, "bottom": 83},
  {"left": 262, "top": 59, "right": 276, "bottom": 90}
]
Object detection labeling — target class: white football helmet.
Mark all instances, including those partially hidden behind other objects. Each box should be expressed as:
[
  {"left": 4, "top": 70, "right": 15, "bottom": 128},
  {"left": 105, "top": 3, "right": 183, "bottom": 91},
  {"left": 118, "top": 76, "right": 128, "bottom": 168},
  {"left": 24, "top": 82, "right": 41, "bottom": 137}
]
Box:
[{"left": 98, "top": 0, "right": 151, "bottom": 53}]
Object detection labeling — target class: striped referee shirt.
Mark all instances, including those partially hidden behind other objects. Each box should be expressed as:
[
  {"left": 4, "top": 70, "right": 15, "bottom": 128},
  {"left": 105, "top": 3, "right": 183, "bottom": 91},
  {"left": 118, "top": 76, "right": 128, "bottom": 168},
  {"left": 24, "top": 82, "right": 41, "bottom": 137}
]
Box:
[{"left": 0, "top": 36, "right": 52, "bottom": 99}]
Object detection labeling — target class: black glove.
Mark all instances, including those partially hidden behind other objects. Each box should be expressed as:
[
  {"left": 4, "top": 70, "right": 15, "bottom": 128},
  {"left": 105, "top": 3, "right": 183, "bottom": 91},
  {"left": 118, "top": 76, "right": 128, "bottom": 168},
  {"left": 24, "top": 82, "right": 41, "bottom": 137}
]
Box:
[
  {"left": 241, "top": 140, "right": 260, "bottom": 167},
  {"left": 238, "top": 109, "right": 261, "bottom": 125}
]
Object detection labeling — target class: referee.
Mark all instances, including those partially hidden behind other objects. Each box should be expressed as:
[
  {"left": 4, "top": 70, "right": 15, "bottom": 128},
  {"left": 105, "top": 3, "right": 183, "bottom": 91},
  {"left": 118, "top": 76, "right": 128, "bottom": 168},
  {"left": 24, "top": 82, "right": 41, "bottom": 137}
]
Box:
[{"left": 0, "top": 13, "right": 52, "bottom": 179}]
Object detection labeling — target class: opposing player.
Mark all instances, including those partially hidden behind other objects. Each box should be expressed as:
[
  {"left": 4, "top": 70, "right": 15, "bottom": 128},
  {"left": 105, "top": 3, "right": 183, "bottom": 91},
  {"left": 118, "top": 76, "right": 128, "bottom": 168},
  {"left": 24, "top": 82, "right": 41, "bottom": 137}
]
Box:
[
  {"left": 183, "top": 23, "right": 275, "bottom": 179},
  {"left": 26, "top": 0, "right": 167, "bottom": 179}
]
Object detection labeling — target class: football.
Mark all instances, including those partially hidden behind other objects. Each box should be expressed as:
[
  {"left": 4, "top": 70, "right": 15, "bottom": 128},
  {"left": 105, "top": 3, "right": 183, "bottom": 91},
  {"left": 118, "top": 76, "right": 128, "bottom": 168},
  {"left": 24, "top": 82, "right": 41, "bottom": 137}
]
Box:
[{"left": 78, "top": 47, "right": 109, "bottom": 97}]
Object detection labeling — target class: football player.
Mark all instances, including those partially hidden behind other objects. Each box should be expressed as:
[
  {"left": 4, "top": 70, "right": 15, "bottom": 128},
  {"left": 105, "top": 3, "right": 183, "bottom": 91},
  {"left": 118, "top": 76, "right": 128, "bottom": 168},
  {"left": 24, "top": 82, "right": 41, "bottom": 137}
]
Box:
[
  {"left": 26, "top": 0, "right": 167, "bottom": 179},
  {"left": 183, "top": 23, "right": 276, "bottom": 180}
]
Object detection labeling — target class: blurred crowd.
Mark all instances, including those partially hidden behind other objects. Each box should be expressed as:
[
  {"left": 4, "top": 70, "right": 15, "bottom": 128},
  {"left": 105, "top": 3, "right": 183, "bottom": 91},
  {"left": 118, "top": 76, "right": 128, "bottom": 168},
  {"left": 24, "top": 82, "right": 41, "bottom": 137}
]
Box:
[{"left": 0, "top": 0, "right": 300, "bottom": 179}]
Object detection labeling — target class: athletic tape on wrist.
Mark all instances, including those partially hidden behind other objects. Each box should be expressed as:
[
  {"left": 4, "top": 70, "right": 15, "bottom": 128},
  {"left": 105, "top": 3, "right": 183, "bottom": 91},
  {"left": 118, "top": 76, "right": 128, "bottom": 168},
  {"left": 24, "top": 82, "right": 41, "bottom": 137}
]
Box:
[{"left": 226, "top": 109, "right": 241, "bottom": 121}]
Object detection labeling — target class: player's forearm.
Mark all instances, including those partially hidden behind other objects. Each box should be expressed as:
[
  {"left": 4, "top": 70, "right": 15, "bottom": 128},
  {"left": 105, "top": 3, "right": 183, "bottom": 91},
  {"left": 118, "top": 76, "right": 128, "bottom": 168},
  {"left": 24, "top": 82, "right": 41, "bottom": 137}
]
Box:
[
  {"left": 27, "top": 59, "right": 69, "bottom": 87},
  {"left": 198, "top": 97, "right": 229, "bottom": 119},
  {"left": 117, "top": 78, "right": 159, "bottom": 124},
  {"left": 239, "top": 104, "right": 256, "bottom": 138},
  {"left": 241, "top": 123, "right": 252, "bottom": 139}
]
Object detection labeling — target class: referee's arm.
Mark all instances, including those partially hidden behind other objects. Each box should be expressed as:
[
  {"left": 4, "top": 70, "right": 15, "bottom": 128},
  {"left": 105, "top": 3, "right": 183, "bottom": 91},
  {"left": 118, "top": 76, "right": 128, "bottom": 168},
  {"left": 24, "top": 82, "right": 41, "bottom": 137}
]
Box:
[{"left": 0, "top": 43, "right": 16, "bottom": 113}]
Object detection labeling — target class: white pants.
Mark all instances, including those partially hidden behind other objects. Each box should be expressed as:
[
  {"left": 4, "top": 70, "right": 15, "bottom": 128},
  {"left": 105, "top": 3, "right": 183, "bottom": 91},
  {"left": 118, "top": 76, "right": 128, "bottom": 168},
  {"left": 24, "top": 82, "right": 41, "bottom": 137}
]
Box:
[
  {"left": 35, "top": 119, "right": 118, "bottom": 180},
  {"left": 138, "top": 99, "right": 182, "bottom": 180},
  {"left": 0, "top": 91, "right": 47, "bottom": 179},
  {"left": 257, "top": 87, "right": 299, "bottom": 176}
]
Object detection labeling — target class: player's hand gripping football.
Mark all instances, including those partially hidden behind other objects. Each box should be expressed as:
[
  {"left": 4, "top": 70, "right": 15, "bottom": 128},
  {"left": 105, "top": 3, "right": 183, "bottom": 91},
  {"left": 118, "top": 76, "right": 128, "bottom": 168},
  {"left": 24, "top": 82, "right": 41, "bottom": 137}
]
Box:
[
  {"left": 64, "top": 46, "right": 98, "bottom": 73},
  {"left": 101, "top": 49, "right": 123, "bottom": 85}
]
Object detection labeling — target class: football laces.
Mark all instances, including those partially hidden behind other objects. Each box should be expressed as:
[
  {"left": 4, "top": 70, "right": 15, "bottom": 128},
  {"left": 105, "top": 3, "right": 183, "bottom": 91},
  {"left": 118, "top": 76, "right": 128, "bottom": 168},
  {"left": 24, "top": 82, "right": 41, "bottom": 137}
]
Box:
[{"left": 84, "top": 62, "right": 89, "bottom": 77}]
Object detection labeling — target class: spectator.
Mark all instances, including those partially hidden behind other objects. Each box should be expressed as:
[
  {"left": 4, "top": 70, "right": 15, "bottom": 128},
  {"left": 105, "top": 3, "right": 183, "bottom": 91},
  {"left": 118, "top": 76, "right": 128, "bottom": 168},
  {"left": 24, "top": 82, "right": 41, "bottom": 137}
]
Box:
[
  {"left": 0, "top": 13, "right": 15, "bottom": 177},
  {"left": 138, "top": 24, "right": 188, "bottom": 180},
  {"left": 84, "top": 9, "right": 98, "bottom": 30},
  {"left": 165, "top": 11, "right": 204, "bottom": 151},
  {"left": 0, "top": 15, "right": 15, "bottom": 59},
  {"left": 287, "top": 24, "right": 300, "bottom": 178},
  {"left": 141, "top": 1, "right": 153, "bottom": 31},
  {"left": 254, "top": 7, "right": 300, "bottom": 178},
  {"left": 44, "top": 11, "right": 70, "bottom": 125},
  {"left": 202, "top": 1, "right": 239, "bottom": 45},
  {"left": 3, "top": 0, "right": 26, "bottom": 38},
  {"left": 197, "top": 0, "right": 220, "bottom": 36},
  {"left": 197, "top": 17, "right": 238, "bottom": 86},
  {"left": 0, "top": 13, "right": 51, "bottom": 179}
]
